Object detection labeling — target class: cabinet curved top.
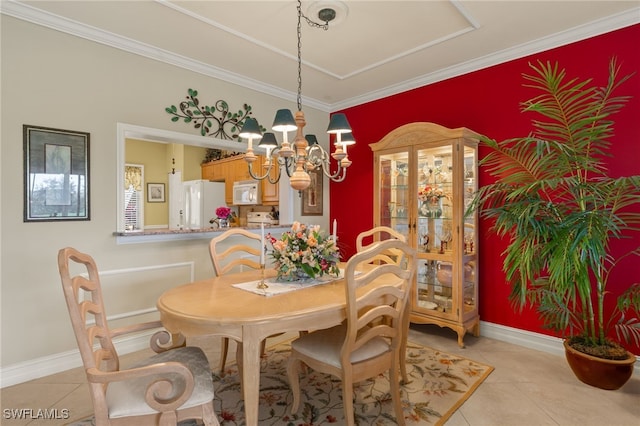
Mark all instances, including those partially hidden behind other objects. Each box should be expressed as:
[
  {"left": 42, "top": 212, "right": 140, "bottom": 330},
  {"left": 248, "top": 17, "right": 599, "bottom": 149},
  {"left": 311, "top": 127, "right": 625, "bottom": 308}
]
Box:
[{"left": 369, "top": 122, "right": 480, "bottom": 152}]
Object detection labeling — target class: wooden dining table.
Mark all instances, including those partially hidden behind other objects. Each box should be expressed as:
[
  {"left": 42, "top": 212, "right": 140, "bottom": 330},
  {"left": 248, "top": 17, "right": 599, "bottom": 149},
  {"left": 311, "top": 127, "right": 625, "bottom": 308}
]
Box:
[{"left": 157, "top": 267, "right": 354, "bottom": 426}]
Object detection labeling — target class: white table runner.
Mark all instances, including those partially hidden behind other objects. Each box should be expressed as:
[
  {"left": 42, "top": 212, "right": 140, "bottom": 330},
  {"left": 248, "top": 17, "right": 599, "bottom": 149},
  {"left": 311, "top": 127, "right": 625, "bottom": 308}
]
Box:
[{"left": 232, "top": 270, "right": 346, "bottom": 297}]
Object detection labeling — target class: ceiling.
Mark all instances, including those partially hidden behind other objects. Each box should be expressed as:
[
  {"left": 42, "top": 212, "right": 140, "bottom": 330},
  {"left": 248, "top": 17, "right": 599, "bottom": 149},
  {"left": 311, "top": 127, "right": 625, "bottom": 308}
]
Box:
[{"left": 4, "top": 1, "right": 639, "bottom": 111}]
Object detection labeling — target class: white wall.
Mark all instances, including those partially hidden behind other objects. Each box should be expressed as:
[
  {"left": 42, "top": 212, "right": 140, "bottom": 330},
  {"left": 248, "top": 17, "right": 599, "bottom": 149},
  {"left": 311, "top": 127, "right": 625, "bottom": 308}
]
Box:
[{"left": 0, "top": 16, "right": 331, "bottom": 381}]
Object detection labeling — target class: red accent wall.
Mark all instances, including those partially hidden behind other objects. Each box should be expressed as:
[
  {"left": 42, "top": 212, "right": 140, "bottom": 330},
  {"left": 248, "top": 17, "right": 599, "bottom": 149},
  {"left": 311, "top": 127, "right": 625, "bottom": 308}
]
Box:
[{"left": 331, "top": 24, "right": 640, "bottom": 351}]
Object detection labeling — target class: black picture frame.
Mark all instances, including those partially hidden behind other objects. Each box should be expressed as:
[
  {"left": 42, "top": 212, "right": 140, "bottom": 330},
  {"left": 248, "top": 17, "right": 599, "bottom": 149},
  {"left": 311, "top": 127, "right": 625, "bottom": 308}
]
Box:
[
  {"left": 301, "top": 168, "right": 323, "bottom": 216},
  {"left": 23, "top": 125, "right": 90, "bottom": 222}
]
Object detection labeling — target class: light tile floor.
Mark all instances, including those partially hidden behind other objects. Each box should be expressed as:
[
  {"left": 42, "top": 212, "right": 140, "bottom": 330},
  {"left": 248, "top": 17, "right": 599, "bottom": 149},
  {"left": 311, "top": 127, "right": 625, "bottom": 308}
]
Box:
[{"left": 1, "top": 324, "right": 638, "bottom": 425}]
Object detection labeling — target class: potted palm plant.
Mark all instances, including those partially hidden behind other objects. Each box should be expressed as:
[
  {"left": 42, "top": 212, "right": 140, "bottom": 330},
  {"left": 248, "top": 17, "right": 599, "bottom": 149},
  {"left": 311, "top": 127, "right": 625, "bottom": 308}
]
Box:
[{"left": 472, "top": 58, "right": 640, "bottom": 390}]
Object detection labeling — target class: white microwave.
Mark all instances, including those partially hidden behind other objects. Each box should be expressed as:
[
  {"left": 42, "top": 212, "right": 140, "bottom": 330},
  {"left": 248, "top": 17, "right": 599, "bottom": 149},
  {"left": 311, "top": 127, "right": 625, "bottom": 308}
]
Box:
[{"left": 233, "top": 180, "right": 261, "bottom": 205}]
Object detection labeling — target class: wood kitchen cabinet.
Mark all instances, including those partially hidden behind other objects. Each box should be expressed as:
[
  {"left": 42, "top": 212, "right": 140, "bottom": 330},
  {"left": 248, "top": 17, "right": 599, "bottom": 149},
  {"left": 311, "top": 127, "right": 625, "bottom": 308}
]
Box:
[
  {"left": 233, "top": 156, "right": 254, "bottom": 181},
  {"left": 201, "top": 160, "right": 227, "bottom": 182},
  {"left": 228, "top": 155, "right": 278, "bottom": 206},
  {"left": 201, "top": 157, "right": 234, "bottom": 204},
  {"left": 370, "top": 122, "right": 480, "bottom": 347},
  {"left": 201, "top": 154, "right": 278, "bottom": 206},
  {"left": 260, "top": 163, "right": 279, "bottom": 205}
]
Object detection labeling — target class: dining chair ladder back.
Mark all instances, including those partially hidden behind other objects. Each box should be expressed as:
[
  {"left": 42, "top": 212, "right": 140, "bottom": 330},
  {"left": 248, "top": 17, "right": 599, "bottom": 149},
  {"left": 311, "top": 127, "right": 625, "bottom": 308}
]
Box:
[
  {"left": 58, "top": 247, "right": 219, "bottom": 426},
  {"left": 209, "top": 228, "right": 277, "bottom": 376},
  {"left": 209, "top": 228, "right": 263, "bottom": 276},
  {"left": 287, "top": 239, "right": 416, "bottom": 426},
  {"left": 356, "top": 225, "right": 410, "bottom": 383},
  {"left": 356, "top": 226, "right": 407, "bottom": 266}
]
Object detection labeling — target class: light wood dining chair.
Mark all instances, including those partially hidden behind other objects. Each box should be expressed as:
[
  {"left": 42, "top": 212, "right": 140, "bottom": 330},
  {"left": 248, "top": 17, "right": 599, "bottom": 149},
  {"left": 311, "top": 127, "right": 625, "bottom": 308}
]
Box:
[
  {"left": 356, "top": 226, "right": 407, "bottom": 265},
  {"left": 356, "top": 225, "right": 410, "bottom": 383},
  {"left": 57, "top": 247, "right": 219, "bottom": 426},
  {"left": 209, "top": 227, "right": 263, "bottom": 276},
  {"left": 209, "top": 228, "right": 264, "bottom": 376},
  {"left": 287, "top": 239, "right": 416, "bottom": 426},
  {"left": 209, "top": 228, "right": 270, "bottom": 376}
]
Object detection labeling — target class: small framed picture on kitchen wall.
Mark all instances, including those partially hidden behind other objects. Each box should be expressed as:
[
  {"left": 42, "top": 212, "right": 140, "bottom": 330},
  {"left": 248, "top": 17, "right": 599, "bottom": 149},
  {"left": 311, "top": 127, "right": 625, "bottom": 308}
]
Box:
[
  {"left": 301, "top": 168, "right": 323, "bottom": 216},
  {"left": 147, "top": 183, "right": 165, "bottom": 203},
  {"left": 23, "top": 125, "right": 90, "bottom": 222}
]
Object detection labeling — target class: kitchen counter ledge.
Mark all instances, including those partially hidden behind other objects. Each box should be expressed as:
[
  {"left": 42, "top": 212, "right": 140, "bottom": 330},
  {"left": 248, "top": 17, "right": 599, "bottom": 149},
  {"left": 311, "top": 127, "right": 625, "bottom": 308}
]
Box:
[{"left": 113, "top": 224, "right": 291, "bottom": 245}]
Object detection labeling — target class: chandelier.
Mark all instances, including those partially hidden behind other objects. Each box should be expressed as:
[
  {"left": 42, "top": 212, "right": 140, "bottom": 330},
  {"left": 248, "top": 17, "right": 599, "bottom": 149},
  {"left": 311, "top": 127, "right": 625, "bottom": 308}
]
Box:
[{"left": 240, "top": 0, "right": 354, "bottom": 192}]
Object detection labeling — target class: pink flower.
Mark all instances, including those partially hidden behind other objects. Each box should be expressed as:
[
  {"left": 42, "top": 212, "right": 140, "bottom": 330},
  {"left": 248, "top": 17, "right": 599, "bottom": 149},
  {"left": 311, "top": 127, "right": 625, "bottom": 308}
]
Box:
[{"left": 215, "top": 206, "right": 231, "bottom": 218}]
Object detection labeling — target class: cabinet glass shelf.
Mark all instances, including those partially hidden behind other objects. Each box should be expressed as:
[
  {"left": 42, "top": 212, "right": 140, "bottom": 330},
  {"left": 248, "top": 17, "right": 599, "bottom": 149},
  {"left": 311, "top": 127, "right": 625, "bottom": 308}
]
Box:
[{"left": 370, "top": 123, "right": 480, "bottom": 348}]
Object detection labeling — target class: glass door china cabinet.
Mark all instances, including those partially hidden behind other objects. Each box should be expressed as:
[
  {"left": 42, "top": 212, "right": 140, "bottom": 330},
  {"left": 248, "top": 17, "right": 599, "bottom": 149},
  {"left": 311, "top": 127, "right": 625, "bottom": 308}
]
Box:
[{"left": 370, "top": 123, "right": 480, "bottom": 347}]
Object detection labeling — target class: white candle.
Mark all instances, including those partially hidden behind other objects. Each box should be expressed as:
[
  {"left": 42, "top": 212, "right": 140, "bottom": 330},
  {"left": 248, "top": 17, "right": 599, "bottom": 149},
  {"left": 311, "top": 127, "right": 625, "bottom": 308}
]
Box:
[
  {"left": 332, "top": 219, "right": 337, "bottom": 241},
  {"left": 260, "top": 222, "right": 265, "bottom": 265}
]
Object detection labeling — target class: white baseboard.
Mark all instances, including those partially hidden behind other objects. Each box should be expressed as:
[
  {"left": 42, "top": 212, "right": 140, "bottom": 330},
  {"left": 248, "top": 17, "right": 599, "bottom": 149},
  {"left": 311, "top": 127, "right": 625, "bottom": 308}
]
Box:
[
  {"left": 2, "top": 321, "right": 637, "bottom": 388},
  {"left": 479, "top": 320, "right": 640, "bottom": 373},
  {"left": 480, "top": 321, "right": 566, "bottom": 356},
  {"left": 0, "top": 331, "right": 157, "bottom": 388}
]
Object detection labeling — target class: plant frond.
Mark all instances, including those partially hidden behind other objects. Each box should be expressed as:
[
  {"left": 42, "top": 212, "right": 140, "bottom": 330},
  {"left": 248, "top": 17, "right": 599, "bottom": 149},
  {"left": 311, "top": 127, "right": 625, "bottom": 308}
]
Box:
[
  {"left": 535, "top": 289, "right": 582, "bottom": 336},
  {"left": 614, "top": 318, "right": 640, "bottom": 347},
  {"left": 472, "top": 58, "right": 640, "bottom": 346}
]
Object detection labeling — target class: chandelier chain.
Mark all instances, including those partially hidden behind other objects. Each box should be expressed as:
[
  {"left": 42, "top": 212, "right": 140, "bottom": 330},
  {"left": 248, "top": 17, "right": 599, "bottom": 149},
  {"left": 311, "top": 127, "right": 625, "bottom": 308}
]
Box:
[
  {"left": 297, "top": 0, "right": 302, "bottom": 112},
  {"left": 297, "top": 0, "right": 330, "bottom": 112}
]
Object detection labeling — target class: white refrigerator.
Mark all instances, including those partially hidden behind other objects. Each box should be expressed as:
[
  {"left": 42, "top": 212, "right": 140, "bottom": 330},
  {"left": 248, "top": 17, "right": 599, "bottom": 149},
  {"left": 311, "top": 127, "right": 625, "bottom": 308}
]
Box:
[{"left": 183, "top": 180, "right": 227, "bottom": 229}]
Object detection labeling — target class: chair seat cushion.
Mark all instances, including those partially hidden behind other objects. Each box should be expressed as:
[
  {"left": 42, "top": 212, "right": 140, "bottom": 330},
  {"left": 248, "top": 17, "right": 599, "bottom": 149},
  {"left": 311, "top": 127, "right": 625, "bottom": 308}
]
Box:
[
  {"left": 106, "top": 346, "right": 214, "bottom": 419},
  {"left": 291, "top": 324, "right": 389, "bottom": 369}
]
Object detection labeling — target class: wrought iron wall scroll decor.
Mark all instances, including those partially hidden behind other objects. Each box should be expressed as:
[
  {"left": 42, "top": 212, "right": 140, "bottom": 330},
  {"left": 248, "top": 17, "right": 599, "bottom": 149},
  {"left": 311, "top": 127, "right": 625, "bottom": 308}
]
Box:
[{"left": 165, "top": 88, "right": 265, "bottom": 140}]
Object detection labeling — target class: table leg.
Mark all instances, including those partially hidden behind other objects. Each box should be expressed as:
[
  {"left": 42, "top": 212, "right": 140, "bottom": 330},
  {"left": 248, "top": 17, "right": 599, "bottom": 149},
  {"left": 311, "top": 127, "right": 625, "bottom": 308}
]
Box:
[
  {"left": 242, "top": 328, "right": 262, "bottom": 426},
  {"left": 235, "top": 342, "right": 244, "bottom": 393}
]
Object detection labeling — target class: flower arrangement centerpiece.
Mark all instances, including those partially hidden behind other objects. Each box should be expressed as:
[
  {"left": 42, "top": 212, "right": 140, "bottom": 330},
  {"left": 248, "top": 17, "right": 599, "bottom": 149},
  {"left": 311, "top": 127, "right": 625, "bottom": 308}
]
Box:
[{"left": 267, "top": 222, "right": 340, "bottom": 282}]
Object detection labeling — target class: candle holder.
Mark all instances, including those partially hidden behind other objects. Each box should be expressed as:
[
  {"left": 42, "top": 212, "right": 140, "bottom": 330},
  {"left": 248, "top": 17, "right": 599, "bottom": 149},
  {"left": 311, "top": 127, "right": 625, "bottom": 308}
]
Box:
[{"left": 256, "top": 264, "right": 268, "bottom": 289}]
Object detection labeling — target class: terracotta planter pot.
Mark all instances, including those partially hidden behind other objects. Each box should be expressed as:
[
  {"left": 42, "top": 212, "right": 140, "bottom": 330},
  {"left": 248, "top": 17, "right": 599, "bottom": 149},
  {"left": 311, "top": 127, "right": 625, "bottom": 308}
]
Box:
[{"left": 563, "top": 340, "right": 636, "bottom": 390}]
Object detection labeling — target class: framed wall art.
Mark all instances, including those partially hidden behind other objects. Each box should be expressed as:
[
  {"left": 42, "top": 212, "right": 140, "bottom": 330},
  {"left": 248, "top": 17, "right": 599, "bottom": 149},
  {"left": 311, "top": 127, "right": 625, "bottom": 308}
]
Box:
[
  {"left": 23, "top": 125, "right": 90, "bottom": 222},
  {"left": 147, "top": 183, "right": 165, "bottom": 203},
  {"left": 301, "top": 168, "right": 323, "bottom": 216}
]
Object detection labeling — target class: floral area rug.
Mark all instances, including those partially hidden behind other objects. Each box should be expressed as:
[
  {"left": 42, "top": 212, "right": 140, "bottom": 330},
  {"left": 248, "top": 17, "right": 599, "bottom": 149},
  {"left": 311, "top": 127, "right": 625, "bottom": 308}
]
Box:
[{"left": 68, "top": 340, "right": 493, "bottom": 426}]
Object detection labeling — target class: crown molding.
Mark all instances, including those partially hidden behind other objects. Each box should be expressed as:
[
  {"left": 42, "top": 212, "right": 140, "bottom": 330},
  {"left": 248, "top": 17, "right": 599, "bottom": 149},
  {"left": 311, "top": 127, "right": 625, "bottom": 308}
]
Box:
[
  {"left": 335, "top": 8, "right": 640, "bottom": 111},
  {"left": 0, "top": 0, "right": 331, "bottom": 112},
  {"left": 2, "top": 1, "right": 638, "bottom": 113}
]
